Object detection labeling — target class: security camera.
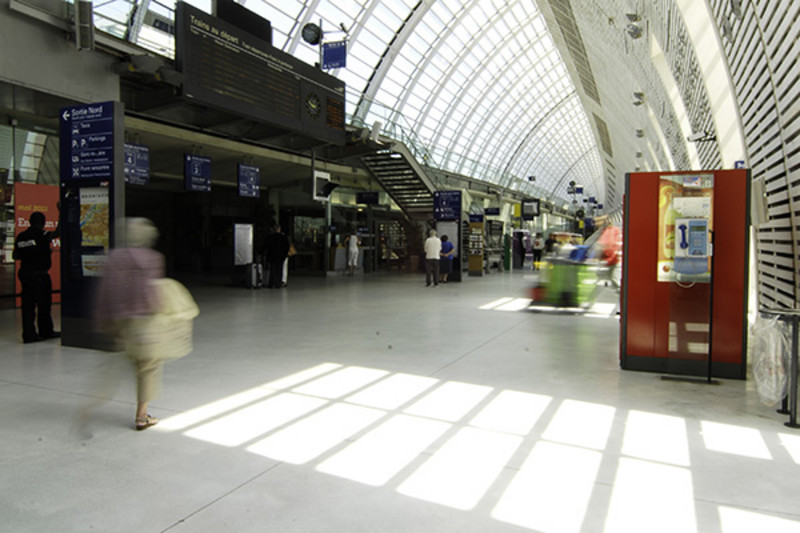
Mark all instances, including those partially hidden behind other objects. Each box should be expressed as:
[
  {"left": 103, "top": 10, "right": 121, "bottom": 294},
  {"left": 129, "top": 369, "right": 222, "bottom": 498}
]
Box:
[
  {"left": 687, "top": 131, "right": 717, "bottom": 143},
  {"left": 369, "top": 121, "right": 382, "bottom": 142},
  {"left": 626, "top": 23, "right": 643, "bottom": 39}
]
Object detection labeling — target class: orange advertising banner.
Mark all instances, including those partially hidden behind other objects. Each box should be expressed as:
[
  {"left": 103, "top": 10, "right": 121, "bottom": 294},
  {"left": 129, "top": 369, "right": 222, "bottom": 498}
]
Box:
[{"left": 14, "top": 183, "right": 61, "bottom": 305}]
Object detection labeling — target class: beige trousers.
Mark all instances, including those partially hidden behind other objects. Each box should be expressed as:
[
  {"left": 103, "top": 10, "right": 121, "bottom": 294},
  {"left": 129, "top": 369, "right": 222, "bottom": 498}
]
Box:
[{"left": 135, "top": 358, "right": 163, "bottom": 404}]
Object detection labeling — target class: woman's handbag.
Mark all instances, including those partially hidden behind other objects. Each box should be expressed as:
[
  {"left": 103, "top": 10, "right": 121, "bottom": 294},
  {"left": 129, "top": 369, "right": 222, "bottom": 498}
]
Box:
[{"left": 120, "top": 278, "right": 199, "bottom": 361}]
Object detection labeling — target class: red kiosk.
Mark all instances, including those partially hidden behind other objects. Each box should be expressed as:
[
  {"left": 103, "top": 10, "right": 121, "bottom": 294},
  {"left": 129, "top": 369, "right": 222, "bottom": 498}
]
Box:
[{"left": 621, "top": 169, "right": 750, "bottom": 379}]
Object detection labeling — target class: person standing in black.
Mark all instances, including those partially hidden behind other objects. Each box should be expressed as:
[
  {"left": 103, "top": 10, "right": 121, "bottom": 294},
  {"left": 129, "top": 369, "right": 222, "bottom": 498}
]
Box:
[
  {"left": 262, "top": 226, "right": 290, "bottom": 288},
  {"left": 14, "top": 211, "right": 61, "bottom": 343},
  {"left": 545, "top": 233, "right": 558, "bottom": 255}
]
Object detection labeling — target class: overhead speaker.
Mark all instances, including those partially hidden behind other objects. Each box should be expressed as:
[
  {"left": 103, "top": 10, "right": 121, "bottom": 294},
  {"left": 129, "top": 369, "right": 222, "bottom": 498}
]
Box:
[{"left": 75, "top": 0, "right": 95, "bottom": 51}]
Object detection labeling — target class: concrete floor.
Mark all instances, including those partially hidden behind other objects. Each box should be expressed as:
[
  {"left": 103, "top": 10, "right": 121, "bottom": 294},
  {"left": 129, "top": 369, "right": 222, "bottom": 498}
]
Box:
[{"left": 2, "top": 270, "right": 800, "bottom": 533}]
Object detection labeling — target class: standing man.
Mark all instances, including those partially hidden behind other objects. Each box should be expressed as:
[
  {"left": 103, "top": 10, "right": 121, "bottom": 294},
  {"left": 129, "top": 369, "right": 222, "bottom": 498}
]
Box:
[
  {"left": 545, "top": 233, "right": 558, "bottom": 255},
  {"left": 345, "top": 231, "right": 361, "bottom": 277},
  {"left": 424, "top": 229, "right": 442, "bottom": 287},
  {"left": 532, "top": 232, "right": 545, "bottom": 270},
  {"left": 262, "top": 225, "right": 290, "bottom": 289},
  {"left": 14, "top": 211, "right": 61, "bottom": 343}
]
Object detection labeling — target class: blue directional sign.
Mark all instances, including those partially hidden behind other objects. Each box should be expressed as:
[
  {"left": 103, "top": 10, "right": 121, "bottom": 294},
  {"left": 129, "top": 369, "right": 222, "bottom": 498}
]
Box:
[
  {"left": 60, "top": 101, "right": 116, "bottom": 181},
  {"left": 238, "top": 163, "right": 260, "bottom": 198},
  {"left": 124, "top": 143, "right": 150, "bottom": 185},
  {"left": 484, "top": 207, "right": 500, "bottom": 216},
  {"left": 322, "top": 40, "right": 347, "bottom": 69},
  {"left": 185, "top": 154, "right": 212, "bottom": 192},
  {"left": 434, "top": 190, "right": 462, "bottom": 220}
]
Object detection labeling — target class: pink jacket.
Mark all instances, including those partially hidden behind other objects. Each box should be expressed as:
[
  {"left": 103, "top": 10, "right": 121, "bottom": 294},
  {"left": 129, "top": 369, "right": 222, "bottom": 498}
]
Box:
[{"left": 95, "top": 247, "right": 165, "bottom": 330}]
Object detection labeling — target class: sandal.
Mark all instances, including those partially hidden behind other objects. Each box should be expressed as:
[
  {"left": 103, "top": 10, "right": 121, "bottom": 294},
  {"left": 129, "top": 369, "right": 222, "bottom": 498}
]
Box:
[{"left": 135, "top": 415, "right": 159, "bottom": 431}]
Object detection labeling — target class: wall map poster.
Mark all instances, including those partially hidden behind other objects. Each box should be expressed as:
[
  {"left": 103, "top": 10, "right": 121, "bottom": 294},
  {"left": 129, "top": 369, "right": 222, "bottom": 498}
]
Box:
[{"left": 79, "top": 187, "right": 110, "bottom": 249}]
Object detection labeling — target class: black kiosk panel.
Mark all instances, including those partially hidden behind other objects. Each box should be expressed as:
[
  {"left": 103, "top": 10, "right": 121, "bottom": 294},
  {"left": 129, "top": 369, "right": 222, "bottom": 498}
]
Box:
[{"left": 175, "top": 3, "right": 346, "bottom": 146}]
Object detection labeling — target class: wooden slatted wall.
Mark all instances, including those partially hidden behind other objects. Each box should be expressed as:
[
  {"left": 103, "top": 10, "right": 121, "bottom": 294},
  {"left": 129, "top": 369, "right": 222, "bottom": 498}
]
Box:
[{"left": 709, "top": 1, "right": 800, "bottom": 308}]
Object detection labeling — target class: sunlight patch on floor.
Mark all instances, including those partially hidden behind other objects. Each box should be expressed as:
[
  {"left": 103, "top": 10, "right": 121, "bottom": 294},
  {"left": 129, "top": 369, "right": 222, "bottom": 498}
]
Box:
[
  {"left": 184, "top": 393, "right": 327, "bottom": 447},
  {"left": 479, "top": 297, "right": 515, "bottom": 310},
  {"left": 157, "top": 363, "right": 339, "bottom": 431},
  {"left": 779, "top": 433, "right": 800, "bottom": 464},
  {"left": 397, "top": 426, "right": 522, "bottom": 510},
  {"left": 292, "top": 366, "right": 389, "bottom": 399},
  {"left": 469, "top": 390, "right": 552, "bottom": 435},
  {"left": 605, "top": 458, "right": 697, "bottom": 533},
  {"left": 701, "top": 421, "right": 772, "bottom": 459},
  {"left": 492, "top": 441, "right": 602, "bottom": 532},
  {"left": 622, "top": 410, "right": 690, "bottom": 466},
  {"left": 344, "top": 373, "right": 439, "bottom": 410},
  {"left": 542, "top": 399, "right": 616, "bottom": 451},
  {"left": 152, "top": 362, "right": 789, "bottom": 533},
  {"left": 316, "top": 414, "right": 451, "bottom": 486},
  {"left": 247, "top": 403, "right": 385, "bottom": 464},
  {"left": 403, "top": 381, "right": 493, "bottom": 422},
  {"left": 495, "top": 298, "right": 533, "bottom": 311}
]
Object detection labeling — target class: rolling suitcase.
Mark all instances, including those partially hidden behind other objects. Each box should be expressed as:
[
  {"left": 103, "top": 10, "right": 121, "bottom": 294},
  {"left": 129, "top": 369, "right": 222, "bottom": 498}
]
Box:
[{"left": 246, "top": 263, "right": 263, "bottom": 289}]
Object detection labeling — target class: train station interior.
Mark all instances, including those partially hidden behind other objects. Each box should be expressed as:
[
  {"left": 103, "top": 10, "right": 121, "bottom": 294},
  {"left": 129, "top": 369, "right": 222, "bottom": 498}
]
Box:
[{"left": 2, "top": 0, "right": 800, "bottom": 531}]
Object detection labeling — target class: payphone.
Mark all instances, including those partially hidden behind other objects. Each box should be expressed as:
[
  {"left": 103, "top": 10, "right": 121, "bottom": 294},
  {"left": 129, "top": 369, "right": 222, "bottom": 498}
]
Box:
[{"left": 673, "top": 217, "right": 710, "bottom": 275}]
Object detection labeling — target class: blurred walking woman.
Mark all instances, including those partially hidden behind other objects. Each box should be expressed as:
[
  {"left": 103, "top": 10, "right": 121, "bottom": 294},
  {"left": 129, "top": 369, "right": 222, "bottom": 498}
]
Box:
[{"left": 95, "top": 218, "right": 197, "bottom": 430}]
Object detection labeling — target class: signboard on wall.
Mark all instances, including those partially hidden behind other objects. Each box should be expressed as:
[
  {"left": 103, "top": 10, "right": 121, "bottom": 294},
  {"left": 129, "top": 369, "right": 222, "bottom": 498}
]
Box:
[
  {"left": 124, "top": 143, "right": 150, "bottom": 185},
  {"left": 434, "top": 190, "right": 462, "bottom": 220},
  {"left": 323, "top": 40, "right": 347, "bottom": 69},
  {"left": 238, "top": 163, "right": 260, "bottom": 198},
  {"left": 185, "top": 154, "right": 212, "bottom": 192},
  {"left": 59, "top": 100, "right": 124, "bottom": 349},
  {"left": 60, "top": 101, "right": 116, "bottom": 182}
]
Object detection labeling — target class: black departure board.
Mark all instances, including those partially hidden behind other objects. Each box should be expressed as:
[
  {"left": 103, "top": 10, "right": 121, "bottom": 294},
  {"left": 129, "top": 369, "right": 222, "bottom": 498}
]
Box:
[{"left": 175, "top": 3, "right": 346, "bottom": 146}]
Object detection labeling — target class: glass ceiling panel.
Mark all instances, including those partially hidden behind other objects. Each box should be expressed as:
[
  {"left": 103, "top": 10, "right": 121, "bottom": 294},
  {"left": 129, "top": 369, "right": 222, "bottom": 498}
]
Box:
[{"left": 96, "top": 0, "right": 602, "bottom": 202}]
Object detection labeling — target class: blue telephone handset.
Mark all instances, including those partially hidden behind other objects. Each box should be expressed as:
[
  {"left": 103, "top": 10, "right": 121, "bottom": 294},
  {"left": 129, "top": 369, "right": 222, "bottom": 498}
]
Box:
[{"left": 678, "top": 223, "right": 689, "bottom": 250}]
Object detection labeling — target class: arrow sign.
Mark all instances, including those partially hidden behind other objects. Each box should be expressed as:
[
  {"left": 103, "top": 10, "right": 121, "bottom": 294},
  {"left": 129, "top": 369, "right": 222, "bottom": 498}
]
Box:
[{"left": 60, "top": 101, "right": 116, "bottom": 181}]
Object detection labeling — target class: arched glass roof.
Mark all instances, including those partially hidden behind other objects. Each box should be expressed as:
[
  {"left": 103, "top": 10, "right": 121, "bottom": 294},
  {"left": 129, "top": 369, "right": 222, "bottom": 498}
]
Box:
[{"left": 92, "top": 0, "right": 605, "bottom": 203}]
